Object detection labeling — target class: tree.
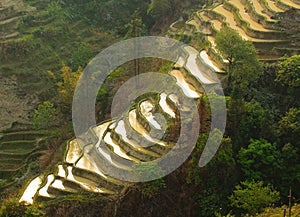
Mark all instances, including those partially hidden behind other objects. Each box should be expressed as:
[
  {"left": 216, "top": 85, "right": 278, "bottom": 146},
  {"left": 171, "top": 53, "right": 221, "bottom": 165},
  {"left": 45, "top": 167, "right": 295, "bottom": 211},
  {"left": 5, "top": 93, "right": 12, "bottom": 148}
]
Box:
[
  {"left": 132, "top": 162, "right": 166, "bottom": 198},
  {"left": 227, "top": 97, "right": 273, "bottom": 154},
  {"left": 238, "top": 139, "right": 282, "bottom": 181},
  {"left": 125, "top": 10, "right": 144, "bottom": 85},
  {"left": 216, "top": 27, "right": 245, "bottom": 65},
  {"left": 238, "top": 100, "right": 271, "bottom": 146},
  {"left": 216, "top": 27, "right": 263, "bottom": 152},
  {"left": 279, "top": 107, "right": 300, "bottom": 147},
  {"left": 215, "top": 212, "right": 235, "bottom": 217},
  {"left": 276, "top": 55, "right": 300, "bottom": 88},
  {"left": 71, "top": 43, "right": 93, "bottom": 70},
  {"left": 280, "top": 143, "right": 300, "bottom": 197},
  {"left": 229, "top": 180, "right": 280, "bottom": 215},
  {"left": 147, "top": 0, "right": 171, "bottom": 23},
  {"left": 187, "top": 134, "right": 236, "bottom": 186},
  {"left": 187, "top": 134, "right": 236, "bottom": 216},
  {"left": 33, "top": 101, "right": 58, "bottom": 129},
  {"left": 0, "top": 179, "right": 6, "bottom": 188},
  {"left": 48, "top": 65, "right": 82, "bottom": 111},
  {"left": 215, "top": 27, "right": 262, "bottom": 93},
  {"left": 57, "top": 65, "right": 82, "bottom": 109},
  {"left": 125, "top": 9, "right": 145, "bottom": 39},
  {"left": 275, "top": 55, "right": 300, "bottom": 107},
  {"left": 278, "top": 108, "right": 300, "bottom": 196}
]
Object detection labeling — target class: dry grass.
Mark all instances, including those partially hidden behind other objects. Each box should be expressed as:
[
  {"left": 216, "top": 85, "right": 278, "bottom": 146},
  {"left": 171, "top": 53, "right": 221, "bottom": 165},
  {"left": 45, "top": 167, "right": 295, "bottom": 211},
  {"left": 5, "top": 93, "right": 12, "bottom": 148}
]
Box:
[{"left": 256, "top": 204, "right": 300, "bottom": 217}]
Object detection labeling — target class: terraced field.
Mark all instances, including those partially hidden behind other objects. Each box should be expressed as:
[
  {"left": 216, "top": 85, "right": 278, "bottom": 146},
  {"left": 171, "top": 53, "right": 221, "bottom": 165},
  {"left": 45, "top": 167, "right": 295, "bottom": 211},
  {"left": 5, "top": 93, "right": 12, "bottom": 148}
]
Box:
[
  {"left": 228, "top": 0, "right": 273, "bottom": 31},
  {"left": 9, "top": 0, "right": 300, "bottom": 206},
  {"left": 214, "top": 4, "right": 250, "bottom": 40},
  {"left": 19, "top": 44, "right": 222, "bottom": 204},
  {"left": 0, "top": 0, "right": 35, "bottom": 40},
  {"left": 0, "top": 130, "right": 48, "bottom": 190},
  {"left": 251, "top": 0, "right": 275, "bottom": 21},
  {"left": 210, "top": 19, "right": 223, "bottom": 32},
  {"left": 186, "top": 19, "right": 201, "bottom": 33},
  {"left": 169, "top": 0, "right": 300, "bottom": 63},
  {"left": 266, "top": 0, "right": 284, "bottom": 12},
  {"left": 210, "top": 5, "right": 282, "bottom": 42},
  {"left": 284, "top": 0, "right": 300, "bottom": 9}
]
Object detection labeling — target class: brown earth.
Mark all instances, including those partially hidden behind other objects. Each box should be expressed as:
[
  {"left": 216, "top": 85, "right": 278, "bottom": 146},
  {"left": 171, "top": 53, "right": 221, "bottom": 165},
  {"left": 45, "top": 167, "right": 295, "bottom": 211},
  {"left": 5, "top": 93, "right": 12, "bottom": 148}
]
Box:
[{"left": 0, "top": 75, "right": 38, "bottom": 131}]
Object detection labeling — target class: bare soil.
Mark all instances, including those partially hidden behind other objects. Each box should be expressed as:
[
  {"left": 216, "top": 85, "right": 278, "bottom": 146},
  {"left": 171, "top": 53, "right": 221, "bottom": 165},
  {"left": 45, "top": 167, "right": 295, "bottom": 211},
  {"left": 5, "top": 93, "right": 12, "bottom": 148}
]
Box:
[{"left": 0, "top": 75, "right": 38, "bottom": 131}]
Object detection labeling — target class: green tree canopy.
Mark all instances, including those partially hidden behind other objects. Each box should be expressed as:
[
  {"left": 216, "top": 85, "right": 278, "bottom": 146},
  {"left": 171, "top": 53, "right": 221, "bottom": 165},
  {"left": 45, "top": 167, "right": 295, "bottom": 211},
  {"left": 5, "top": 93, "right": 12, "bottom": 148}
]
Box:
[
  {"left": 238, "top": 100, "right": 272, "bottom": 144},
  {"left": 125, "top": 9, "right": 145, "bottom": 38},
  {"left": 132, "top": 162, "right": 166, "bottom": 198},
  {"left": 229, "top": 180, "right": 280, "bottom": 215},
  {"left": 275, "top": 55, "right": 300, "bottom": 107},
  {"left": 215, "top": 27, "right": 262, "bottom": 92},
  {"left": 276, "top": 55, "right": 300, "bottom": 88},
  {"left": 280, "top": 143, "right": 300, "bottom": 196},
  {"left": 238, "top": 139, "right": 282, "bottom": 181},
  {"left": 279, "top": 107, "right": 300, "bottom": 147},
  {"left": 71, "top": 43, "right": 93, "bottom": 70},
  {"left": 147, "top": 0, "right": 171, "bottom": 22},
  {"left": 33, "top": 101, "right": 58, "bottom": 129}
]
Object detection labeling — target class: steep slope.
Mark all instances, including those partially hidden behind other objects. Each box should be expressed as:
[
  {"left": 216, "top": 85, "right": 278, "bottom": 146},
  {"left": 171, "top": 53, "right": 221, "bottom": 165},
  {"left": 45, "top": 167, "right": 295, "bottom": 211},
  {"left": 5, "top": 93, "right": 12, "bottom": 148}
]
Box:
[
  {"left": 19, "top": 43, "right": 221, "bottom": 204},
  {"left": 169, "top": 0, "right": 300, "bottom": 64}
]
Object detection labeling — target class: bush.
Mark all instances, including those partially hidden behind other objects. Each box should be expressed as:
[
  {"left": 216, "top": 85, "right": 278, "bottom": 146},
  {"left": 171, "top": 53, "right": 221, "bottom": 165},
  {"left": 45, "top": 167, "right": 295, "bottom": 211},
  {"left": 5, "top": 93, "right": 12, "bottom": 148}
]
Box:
[
  {"left": 132, "top": 162, "right": 166, "bottom": 198},
  {"left": 33, "top": 101, "right": 58, "bottom": 129},
  {"left": 229, "top": 180, "right": 280, "bottom": 215},
  {"left": 0, "top": 198, "right": 45, "bottom": 217}
]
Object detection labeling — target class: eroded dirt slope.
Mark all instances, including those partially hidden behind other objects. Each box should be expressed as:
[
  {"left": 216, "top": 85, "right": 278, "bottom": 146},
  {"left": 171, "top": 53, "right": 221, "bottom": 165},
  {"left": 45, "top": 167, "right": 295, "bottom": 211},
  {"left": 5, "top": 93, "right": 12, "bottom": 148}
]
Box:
[{"left": 0, "top": 76, "right": 37, "bottom": 131}]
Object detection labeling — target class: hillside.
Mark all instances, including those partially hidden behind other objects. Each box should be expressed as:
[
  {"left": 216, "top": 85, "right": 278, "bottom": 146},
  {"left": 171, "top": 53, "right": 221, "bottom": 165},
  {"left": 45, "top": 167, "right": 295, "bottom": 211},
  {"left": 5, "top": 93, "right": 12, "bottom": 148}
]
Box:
[
  {"left": 0, "top": 0, "right": 300, "bottom": 217},
  {"left": 169, "top": 0, "right": 300, "bottom": 62}
]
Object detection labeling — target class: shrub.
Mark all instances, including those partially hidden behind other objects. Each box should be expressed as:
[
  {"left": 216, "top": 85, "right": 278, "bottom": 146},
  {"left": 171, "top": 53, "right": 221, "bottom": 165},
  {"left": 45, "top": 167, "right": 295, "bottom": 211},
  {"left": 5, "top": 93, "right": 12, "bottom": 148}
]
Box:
[{"left": 229, "top": 180, "right": 280, "bottom": 215}]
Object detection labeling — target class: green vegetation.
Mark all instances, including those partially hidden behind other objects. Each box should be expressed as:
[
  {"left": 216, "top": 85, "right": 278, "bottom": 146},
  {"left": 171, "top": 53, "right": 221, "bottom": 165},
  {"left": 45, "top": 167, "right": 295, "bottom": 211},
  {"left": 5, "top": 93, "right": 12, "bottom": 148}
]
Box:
[
  {"left": 132, "top": 162, "right": 166, "bottom": 198},
  {"left": 33, "top": 101, "right": 58, "bottom": 129},
  {"left": 215, "top": 27, "right": 263, "bottom": 91},
  {"left": 0, "top": 198, "right": 44, "bottom": 217},
  {"left": 147, "top": 0, "right": 171, "bottom": 24},
  {"left": 256, "top": 204, "right": 300, "bottom": 217},
  {"left": 50, "top": 65, "right": 82, "bottom": 111},
  {"left": 275, "top": 55, "right": 300, "bottom": 106},
  {"left": 276, "top": 55, "right": 300, "bottom": 88},
  {"left": 229, "top": 180, "right": 280, "bottom": 215},
  {"left": 212, "top": 49, "right": 299, "bottom": 216},
  {"left": 238, "top": 139, "right": 282, "bottom": 181}
]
